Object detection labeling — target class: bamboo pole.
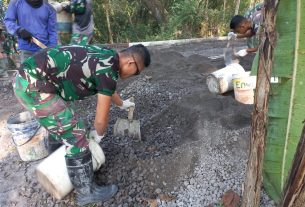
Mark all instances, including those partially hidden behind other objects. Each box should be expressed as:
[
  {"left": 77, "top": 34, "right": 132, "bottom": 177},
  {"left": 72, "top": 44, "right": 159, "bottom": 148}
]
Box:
[{"left": 241, "top": 1, "right": 280, "bottom": 206}]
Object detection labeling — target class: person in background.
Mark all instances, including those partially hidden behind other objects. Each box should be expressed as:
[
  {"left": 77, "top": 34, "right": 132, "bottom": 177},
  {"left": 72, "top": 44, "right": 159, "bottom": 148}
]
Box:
[
  {"left": 0, "top": 2, "right": 18, "bottom": 70},
  {"left": 0, "top": 23, "right": 17, "bottom": 58},
  {"left": 0, "top": 22, "right": 18, "bottom": 77},
  {"left": 228, "top": 3, "right": 264, "bottom": 57},
  {"left": 4, "top": 0, "right": 57, "bottom": 62},
  {"left": 0, "top": 23, "right": 18, "bottom": 77},
  {"left": 13, "top": 44, "right": 151, "bottom": 206},
  {"left": 62, "top": 0, "right": 94, "bottom": 45}
]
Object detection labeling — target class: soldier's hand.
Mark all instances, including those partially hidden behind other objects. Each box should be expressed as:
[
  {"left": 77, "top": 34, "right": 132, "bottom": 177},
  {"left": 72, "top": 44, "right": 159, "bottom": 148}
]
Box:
[
  {"left": 119, "top": 98, "right": 135, "bottom": 110},
  {"left": 17, "top": 28, "right": 32, "bottom": 42}
]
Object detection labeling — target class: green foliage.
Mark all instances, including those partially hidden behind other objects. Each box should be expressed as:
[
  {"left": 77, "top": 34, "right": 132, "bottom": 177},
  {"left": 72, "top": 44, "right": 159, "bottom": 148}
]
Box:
[
  {"left": 164, "top": 0, "right": 205, "bottom": 38},
  {"left": 91, "top": 0, "right": 260, "bottom": 43},
  {"left": 1, "top": 0, "right": 262, "bottom": 43},
  {"left": 2, "top": 0, "right": 262, "bottom": 43}
]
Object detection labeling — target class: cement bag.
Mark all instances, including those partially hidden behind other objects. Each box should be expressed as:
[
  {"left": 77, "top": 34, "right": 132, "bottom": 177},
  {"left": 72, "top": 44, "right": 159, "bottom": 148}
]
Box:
[{"left": 206, "top": 63, "right": 245, "bottom": 94}]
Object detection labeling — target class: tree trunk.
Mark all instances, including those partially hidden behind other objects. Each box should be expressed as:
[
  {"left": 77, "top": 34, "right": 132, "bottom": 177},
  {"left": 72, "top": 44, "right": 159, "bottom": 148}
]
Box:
[
  {"left": 141, "top": 0, "right": 167, "bottom": 25},
  {"left": 234, "top": 0, "right": 241, "bottom": 15},
  {"left": 280, "top": 123, "right": 305, "bottom": 206},
  {"left": 250, "top": 0, "right": 256, "bottom": 9},
  {"left": 223, "top": 0, "right": 226, "bottom": 20},
  {"left": 103, "top": 0, "right": 113, "bottom": 44},
  {"left": 241, "top": 0, "right": 279, "bottom": 207}
]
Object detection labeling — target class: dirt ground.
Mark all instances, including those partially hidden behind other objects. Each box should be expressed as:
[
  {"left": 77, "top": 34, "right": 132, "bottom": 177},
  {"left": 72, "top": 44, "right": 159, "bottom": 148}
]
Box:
[{"left": 0, "top": 39, "right": 272, "bottom": 207}]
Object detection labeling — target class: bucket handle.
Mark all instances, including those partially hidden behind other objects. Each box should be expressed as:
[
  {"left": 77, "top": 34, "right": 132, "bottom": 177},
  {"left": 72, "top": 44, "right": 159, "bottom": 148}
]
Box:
[{"left": 12, "top": 126, "right": 41, "bottom": 147}]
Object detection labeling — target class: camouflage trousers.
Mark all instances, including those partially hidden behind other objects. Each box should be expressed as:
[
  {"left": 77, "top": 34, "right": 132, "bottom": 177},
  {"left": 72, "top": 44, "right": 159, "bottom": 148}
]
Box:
[
  {"left": 13, "top": 74, "right": 89, "bottom": 157},
  {"left": 70, "top": 33, "right": 93, "bottom": 45}
]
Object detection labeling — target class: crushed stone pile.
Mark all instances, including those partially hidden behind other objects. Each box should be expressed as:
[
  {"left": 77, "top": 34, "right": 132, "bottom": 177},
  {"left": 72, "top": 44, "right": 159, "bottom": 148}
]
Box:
[{"left": 0, "top": 41, "right": 275, "bottom": 207}]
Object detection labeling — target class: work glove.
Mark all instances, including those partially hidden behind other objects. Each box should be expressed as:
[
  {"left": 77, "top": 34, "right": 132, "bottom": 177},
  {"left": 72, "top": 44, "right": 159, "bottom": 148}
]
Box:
[
  {"left": 228, "top": 32, "right": 237, "bottom": 40},
  {"left": 236, "top": 49, "right": 248, "bottom": 57},
  {"left": 119, "top": 98, "right": 135, "bottom": 110},
  {"left": 17, "top": 28, "right": 32, "bottom": 41},
  {"left": 89, "top": 130, "right": 105, "bottom": 143}
]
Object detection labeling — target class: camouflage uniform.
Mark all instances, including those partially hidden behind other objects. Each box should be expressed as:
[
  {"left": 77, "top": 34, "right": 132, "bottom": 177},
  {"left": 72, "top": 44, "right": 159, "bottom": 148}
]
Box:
[
  {"left": 0, "top": 25, "right": 18, "bottom": 77},
  {"left": 71, "top": 33, "right": 92, "bottom": 45},
  {"left": 0, "top": 30, "right": 17, "bottom": 55},
  {"left": 244, "top": 3, "right": 263, "bottom": 49},
  {"left": 1, "top": 2, "right": 18, "bottom": 69},
  {"left": 0, "top": 1, "right": 4, "bottom": 23},
  {"left": 69, "top": 0, "right": 94, "bottom": 45},
  {"left": 1, "top": 1, "right": 17, "bottom": 56},
  {"left": 13, "top": 45, "right": 119, "bottom": 156},
  {"left": 245, "top": 3, "right": 264, "bottom": 75}
]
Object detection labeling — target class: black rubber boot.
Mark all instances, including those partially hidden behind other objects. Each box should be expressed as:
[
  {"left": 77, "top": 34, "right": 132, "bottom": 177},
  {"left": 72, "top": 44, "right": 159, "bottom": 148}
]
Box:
[
  {"left": 47, "top": 135, "right": 62, "bottom": 154},
  {"left": 65, "top": 150, "right": 118, "bottom": 206}
]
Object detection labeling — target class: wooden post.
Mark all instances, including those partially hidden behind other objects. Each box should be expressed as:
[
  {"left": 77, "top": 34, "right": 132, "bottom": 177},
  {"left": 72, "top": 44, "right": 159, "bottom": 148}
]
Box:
[
  {"left": 241, "top": 1, "right": 280, "bottom": 206},
  {"left": 280, "top": 124, "right": 305, "bottom": 206}
]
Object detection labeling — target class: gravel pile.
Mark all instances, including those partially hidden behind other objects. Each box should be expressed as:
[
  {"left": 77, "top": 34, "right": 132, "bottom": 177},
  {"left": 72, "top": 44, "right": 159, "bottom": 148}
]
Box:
[{"left": 0, "top": 41, "right": 276, "bottom": 207}]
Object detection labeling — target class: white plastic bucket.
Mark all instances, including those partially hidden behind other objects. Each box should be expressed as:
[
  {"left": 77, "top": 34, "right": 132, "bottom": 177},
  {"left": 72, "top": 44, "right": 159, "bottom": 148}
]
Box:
[
  {"left": 232, "top": 71, "right": 255, "bottom": 104},
  {"left": 36, "top": 139, "right": 105, "bottom": 200},
  {"left": 7, "top": 111, "right": 49, "bottom": 161},
  {"left": 206, "top": 63, "right": 245, "bottom": 94}
]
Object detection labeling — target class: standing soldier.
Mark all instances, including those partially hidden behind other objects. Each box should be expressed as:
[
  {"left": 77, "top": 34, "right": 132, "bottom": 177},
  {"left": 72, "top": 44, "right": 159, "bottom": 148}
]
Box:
[
  {"left": 13, "top": 44, "right": 151, "bottom": 206},
  {"left": 0, "top": 25, "right": 18, "bottom": 77},
  {"left": 62, "top": 0, "right": 94, "bottom": 45},
  {"left": 0, "top": 24, "right": 17, "bottom": 57}
]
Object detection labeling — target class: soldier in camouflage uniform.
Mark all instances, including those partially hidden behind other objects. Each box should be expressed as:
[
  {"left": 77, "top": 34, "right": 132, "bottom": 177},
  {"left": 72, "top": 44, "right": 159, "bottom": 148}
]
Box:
[
  {"left": 228, "top": 3, "right": 264, "bottom": 74},
  {"left": 62, "top": 0, "right": 94, "bottom": 45},
  {"left": 228, "top": 3, "right": 264, "bottom": 57},
  {"left": 13, "top": 44, "right": 151, "bottom": 206},
  {"left": 0, "top": 26, "right": 17, "bottom": 56},
  {"left": 0, "top": 23, "right": 18, "bottom": 77},
  {"left": 0, "top": 2, "right": 18, "bottom": 69}
]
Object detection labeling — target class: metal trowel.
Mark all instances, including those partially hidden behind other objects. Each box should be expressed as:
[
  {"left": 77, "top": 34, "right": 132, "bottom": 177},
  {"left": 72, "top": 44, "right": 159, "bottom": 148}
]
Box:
[{"left": 113, "top": 97, "right": 141, "bottom": 141}]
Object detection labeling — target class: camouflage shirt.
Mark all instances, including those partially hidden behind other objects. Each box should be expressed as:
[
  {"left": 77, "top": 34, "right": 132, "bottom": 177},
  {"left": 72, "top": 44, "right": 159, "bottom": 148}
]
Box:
[
  {"left": 19, "top": 45, "right": 119, "bottom": 101},
  {"left": 0, "top": 30, "right": 17, "bottom": 54},
  {"left": 71, "top": 0, "right": 86, "bottom": 15},
  {"left": 244, "top": 3, "right": 263, "bottom": 49}
]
